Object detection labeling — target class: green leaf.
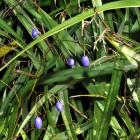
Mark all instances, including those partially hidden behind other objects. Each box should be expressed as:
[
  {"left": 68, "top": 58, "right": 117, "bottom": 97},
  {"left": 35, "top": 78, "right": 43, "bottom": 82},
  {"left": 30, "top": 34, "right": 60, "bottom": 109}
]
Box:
[{"left": 97, "top": 60, "right": 123, "bottom": 140}]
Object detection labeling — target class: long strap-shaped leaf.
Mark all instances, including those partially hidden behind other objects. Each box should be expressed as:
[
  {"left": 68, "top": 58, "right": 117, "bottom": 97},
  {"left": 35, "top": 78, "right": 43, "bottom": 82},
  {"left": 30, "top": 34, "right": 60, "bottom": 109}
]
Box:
[
  {"left": 106, "top": 33, "right": 140, "bottom": 66},
  {"left": 59, "top": 90, "right": 78, "bottom": 140},
  {"left": 97, "top": 60, "right": 123, "bottom": 140},
  {"left": 1, "top": 0, "right": 140, "bottom": 71}
]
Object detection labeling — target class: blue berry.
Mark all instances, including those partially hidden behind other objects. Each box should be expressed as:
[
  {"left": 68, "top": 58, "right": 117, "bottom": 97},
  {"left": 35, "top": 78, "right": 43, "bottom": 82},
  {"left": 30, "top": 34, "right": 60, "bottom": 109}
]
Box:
[
  {"left": 67, "top": 57, "right": 75, "bottom": 67},
  {"left": 32, "top": 28, "right": 39, "bottom": 38},
  {"left": 56, "top": 101, "right": 63, "bottom": 111},
  {"left": 81, "top": 55, "right": 90, "bottom": 67},
  {"left": 34, "top": 116, "right": 42, "bottom": 129}
]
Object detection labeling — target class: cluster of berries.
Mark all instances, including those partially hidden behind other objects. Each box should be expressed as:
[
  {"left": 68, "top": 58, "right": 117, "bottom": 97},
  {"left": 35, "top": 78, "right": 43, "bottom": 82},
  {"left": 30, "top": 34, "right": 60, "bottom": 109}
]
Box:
[
  {"left": 33, "top": 28, "right": 89, "bottom": 129},
  {"left": 34, "top": 101, "right": 63, "bottom": 129},
  {"left": 67, "top": 56, "right": 90, "bottom": 68},
  {"left": 32, "top": 29, "right": 90, "bottom": 68}
]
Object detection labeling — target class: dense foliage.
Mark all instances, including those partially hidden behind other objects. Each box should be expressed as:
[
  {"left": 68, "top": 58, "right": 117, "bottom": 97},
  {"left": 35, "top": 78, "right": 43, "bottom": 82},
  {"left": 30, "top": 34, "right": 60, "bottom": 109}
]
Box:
[{"left": 0, "top": 0, "right": 140, "bottom": 140}]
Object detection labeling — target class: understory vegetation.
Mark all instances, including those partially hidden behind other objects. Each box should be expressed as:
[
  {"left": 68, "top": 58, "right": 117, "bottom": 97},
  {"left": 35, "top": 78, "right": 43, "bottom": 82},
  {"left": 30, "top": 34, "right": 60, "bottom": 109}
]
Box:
[{"left": 0, "top": 0, "right": 140, "bottom": 140}]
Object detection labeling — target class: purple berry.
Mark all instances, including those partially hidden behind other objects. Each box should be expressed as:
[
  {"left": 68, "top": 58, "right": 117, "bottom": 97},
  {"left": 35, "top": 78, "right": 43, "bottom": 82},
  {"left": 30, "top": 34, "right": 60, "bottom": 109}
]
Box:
[
  {"left": 56, "top": 101, "right": 63, "bottom": 111},
  {"left": 81, "top": 55, "right": 90, "bottom": 67},
  {"left": 32, "top": 28, "right": 39, "bottom": 38},
  {"left": 67, "top": 57, "right": 75, "bottom": 67},
  {"left": 34, "top": 116, "right": 42, "bottom": 129}
]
